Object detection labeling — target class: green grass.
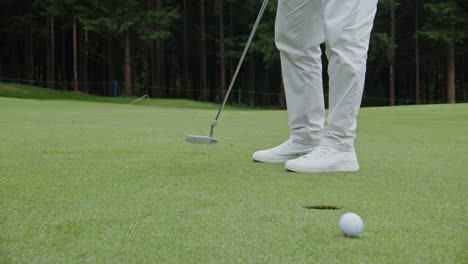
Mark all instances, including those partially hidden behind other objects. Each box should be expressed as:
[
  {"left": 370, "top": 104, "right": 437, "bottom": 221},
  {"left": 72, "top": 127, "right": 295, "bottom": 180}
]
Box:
[
  {"left": 0, "top": 81, "right": 251, "bottom": 110},
  {"left": 1, "top": 90, "right": 467, "bottom": 262}
]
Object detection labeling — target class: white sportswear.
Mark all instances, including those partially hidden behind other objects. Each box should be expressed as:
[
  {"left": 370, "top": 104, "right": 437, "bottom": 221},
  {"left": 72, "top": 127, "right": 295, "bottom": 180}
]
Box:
[
  {"left": 285, "top": 145, "right": 360, "bottom": 173},
  {"left": 252, "top": 138, "right": 318, "bottom": 163},
  {"left": 275, "top": 0, "right": 378, "bottom": 151}
]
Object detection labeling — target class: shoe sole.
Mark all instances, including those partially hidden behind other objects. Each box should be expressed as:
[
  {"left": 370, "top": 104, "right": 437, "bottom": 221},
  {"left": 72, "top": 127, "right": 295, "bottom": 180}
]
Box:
[
  {"left": 285, "top": 162, "right": 360, "bottom": 173},
  {"left": 253, "top": 156, "right": 298, "bottom": 163},
  {"left": 253, "top": 154, "right": 307, "bottom": 164}
]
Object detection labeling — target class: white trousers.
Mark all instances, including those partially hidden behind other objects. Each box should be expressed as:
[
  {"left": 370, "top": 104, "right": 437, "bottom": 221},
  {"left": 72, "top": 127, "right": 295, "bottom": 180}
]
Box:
[{"left": 275, "top": 0, "right": 378, "bottom": 151}]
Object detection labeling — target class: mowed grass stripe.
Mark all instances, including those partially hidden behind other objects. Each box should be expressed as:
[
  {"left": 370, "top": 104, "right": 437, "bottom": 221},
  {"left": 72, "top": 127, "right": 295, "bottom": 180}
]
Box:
[{"left": 0, "top": 97, "right": 467, "bottom": 263}]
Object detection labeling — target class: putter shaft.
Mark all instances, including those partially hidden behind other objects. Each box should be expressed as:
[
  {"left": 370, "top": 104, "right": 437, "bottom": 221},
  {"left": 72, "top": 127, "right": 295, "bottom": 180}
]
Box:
[{"left": 209, "top": 0, "right": 269, "bottom": 137}]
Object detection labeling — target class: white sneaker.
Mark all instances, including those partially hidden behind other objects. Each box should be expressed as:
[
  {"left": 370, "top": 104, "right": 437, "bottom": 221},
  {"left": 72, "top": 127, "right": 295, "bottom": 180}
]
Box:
[
  {"left": 285, "top": 145, "right": 360, "bottom": 173},
  {"left": 252, "top": 139, "right": 317, "bottom": 163}
]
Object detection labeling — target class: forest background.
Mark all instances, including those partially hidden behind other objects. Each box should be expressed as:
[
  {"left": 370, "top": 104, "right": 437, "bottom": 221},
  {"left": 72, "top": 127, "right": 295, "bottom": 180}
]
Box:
[{"left": 0, "top": 0, "right": 467, "bottom": 107}]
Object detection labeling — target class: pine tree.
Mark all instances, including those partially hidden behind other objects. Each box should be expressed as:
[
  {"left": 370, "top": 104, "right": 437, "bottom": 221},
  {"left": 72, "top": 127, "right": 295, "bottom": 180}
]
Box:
[{"left": 419, "top": 0, "right": 466, "bottom": 103}]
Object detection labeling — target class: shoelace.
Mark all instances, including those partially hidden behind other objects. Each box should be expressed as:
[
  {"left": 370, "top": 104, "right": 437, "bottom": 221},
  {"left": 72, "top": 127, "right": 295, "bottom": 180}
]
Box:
[
  {"left": 274, "top": 140, "right": 293, "bottom": 150},
  {"left": 302, "top": 145, "right": 331, "bottom": 159}
]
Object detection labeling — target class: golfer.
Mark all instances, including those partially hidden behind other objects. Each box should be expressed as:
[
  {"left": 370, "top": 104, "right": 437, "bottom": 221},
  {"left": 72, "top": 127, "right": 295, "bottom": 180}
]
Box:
[{"left": 253, "top": 0, "right": 378, "bottom": 173}]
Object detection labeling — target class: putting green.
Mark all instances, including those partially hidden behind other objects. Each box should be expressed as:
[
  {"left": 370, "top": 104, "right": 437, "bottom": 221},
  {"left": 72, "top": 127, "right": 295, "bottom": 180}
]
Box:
[{"left": 1, "top": 97, "right": 467, "bottom": 263}]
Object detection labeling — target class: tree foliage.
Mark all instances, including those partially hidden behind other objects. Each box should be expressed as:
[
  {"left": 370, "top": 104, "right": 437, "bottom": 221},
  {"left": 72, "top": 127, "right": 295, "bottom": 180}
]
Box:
[
  {"left": 0, "top": 0, "right": 467, "bottom": 106},
  {"left": 419, "top": 1, "right": 466, "bottom": 45}
]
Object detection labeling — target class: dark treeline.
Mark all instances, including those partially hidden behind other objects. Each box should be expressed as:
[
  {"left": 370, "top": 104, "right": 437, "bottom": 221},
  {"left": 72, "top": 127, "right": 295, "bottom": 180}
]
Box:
[{"left": 0, "top": 0, "right": 467, "bottom": 107}]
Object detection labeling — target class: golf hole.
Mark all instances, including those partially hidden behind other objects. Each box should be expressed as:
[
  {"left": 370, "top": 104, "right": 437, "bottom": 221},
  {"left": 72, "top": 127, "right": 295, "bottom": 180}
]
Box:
[{"left": 304, "top": 205, "right": 340, "bottom": 210}]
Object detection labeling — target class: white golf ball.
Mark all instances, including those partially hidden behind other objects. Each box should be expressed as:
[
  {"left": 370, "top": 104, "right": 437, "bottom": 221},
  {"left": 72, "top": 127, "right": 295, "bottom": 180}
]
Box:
[{"left": 339, "top": 212, "right": 364, "bottom": 237}]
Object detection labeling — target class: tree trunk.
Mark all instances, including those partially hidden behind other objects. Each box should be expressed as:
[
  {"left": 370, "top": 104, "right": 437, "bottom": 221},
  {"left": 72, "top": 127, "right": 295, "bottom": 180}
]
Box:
[
  {"left": 27, "top": 3, "right": 34, "bottom": 81},
  {"left": 182, "top": 0, "right": 190, "bottom": 98},
  {"left": 170, "top": 54, "right": 177, "bottom": 97},
  {"left": 47, "top": 18, "right": 51, "bottom": 87},
  {"left": 124, "top": 29, "right": 132, "bottom": 97},
  {"left": 150, "top": 41, "right": 156, "bottom": 96},
  {"left": 13, "top": 39, "right": 19, "bottom": 78},
  {"left": 149, "top": 0, "right": 157, "bottom": 97},
  {"left": 219, "top": 0, "right": 226, "bottom": 101},
  {"left": 415, "top": 0, "right": 420, "bottom": 104},
  {"left": 229, "top": 1, "right": 234, "bottom": 103},
  {"left": 148, "top": 1, "right": 154, "bottom": 97},
  {"left": 51, "top": 17, "right": 55, "bottom": 88},
  {"left": 107, "top": 38, "right": 114, "bottom": 96},
  {"left": 61, "top": 24, "right": 66, "bottom": 86},
  {"left": 102, "top": 38, "right": 106, "bottom": 95},
  {"left": 462, "top": 49, "right": 467, "bottom": 102},
  {"left": 73, "top": 16, "right": 78, "bottom": 92},
  {"left": 249, "top": 57, "right": 255, "bottom": 107},
  {"left": 83, "top": 28, "right": 88, "bottom": 93},
  {"left": 200, "top": 0, "right": 208, "bottom": 101},
  {"left": 389, "top": 3, "right": 396, "bottom": 106},
  {"left": 158, "top": 47, "right": 166, "bottom": 97},
  {"left": 446, "top": 44, "right": 456, "bottom": 103},
  {"left": 229, "top": 2, "right": 233, "bottom": 79},
  {"left": 24, "top": 27, "right": 30, "bottom": 80},
  {"left": 156, "top": 0, "right": 166, "bottom": 98}
]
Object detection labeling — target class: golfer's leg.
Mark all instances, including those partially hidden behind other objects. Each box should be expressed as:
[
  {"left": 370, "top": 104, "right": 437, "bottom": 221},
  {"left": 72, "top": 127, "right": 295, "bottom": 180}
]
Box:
[
  {"left": 323, "top": 0, "right": 378, "bottom": 151},
  {"left": 275, "top": 0, "right": 325, "bottom": 145}
]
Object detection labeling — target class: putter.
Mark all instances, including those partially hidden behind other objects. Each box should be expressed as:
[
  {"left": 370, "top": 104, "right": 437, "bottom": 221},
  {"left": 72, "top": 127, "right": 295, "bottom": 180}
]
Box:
[{"left": 186, "top": 0, "right": 269, "bottom": 145}]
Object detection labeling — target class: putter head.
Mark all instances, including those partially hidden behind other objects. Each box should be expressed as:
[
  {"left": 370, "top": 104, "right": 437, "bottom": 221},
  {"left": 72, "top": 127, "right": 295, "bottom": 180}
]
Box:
[{"left": 186, "top": 135, "right": 218, "bottom": 144}]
